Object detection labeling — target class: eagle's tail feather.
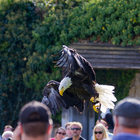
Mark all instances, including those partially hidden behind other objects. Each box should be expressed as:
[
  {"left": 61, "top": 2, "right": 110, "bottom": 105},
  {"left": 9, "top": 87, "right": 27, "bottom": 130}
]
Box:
[{"left": 95, "top": 83, "right": 117, "bottom": 113}]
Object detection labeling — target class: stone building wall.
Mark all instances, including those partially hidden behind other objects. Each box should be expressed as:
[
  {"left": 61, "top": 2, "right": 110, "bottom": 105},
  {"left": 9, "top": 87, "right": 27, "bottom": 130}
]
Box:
[{"left": 129, "top": 72, "right": 140, "bottom": 98}]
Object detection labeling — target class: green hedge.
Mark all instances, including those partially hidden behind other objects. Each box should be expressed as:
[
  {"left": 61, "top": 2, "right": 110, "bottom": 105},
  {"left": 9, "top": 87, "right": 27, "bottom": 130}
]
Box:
[
  {"left": 0, "top": 0, "right": 41, "bottom": 131},
  {"left": 33, "top": 0, "right": 140, "bottom": 47},
  {"left": 67, "top": 0, "right": 140, "bottom": 46},
  {"left": 0, "top": 0, "right": 61, "bottom": 132},
  {"left": 64, "top": 0, "right": 140, "bottom": 47},
  {"left": 0, "top": 0, "right": 139, "bottom": 133}
]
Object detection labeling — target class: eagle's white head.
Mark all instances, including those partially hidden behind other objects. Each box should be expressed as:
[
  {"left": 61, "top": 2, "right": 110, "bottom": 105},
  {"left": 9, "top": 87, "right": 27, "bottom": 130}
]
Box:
[{"left": 59, "top": 77, "right": 72, "bottom": 96}]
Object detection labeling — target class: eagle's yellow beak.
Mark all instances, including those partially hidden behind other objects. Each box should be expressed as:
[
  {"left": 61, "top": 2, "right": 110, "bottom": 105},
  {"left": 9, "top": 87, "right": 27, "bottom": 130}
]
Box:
[{"left": 59, "top": 89, "right": 64, "bottom": 96}]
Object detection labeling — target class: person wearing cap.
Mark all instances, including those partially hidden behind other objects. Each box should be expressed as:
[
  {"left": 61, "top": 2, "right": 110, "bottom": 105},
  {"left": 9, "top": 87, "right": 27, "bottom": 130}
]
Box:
[
  {"left": 12, "top": 100, "right": 53, "bottom": 140},
  {"left": 67, "top": 122, "right": 86, "bottom": 140},
  {"left": 105, "top": 97, "right": 140, "bottom": 140}
]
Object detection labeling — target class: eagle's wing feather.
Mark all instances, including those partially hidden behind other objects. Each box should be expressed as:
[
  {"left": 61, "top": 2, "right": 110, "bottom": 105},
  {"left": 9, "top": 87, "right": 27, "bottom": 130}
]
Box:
[
  {"left": 78, "top": 54, "right": 96, "bottom": 81},
  {"left": 42, "top": 80, "right": 68, "bottom": 115},
  {"left": 42, "top": 80, "right": 85, "bottom": 115},
  {"left": 55, "top": 53, "right": 67, "bottom": 67},
  {"left": 53, "top": 45, "right": 96, "bottom": 81}
]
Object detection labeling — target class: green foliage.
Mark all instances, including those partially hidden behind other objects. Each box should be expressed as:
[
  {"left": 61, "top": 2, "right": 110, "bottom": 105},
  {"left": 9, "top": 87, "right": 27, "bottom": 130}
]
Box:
[
  {"left": 0, "top": 0, "right": 61, "bottom": 132},
  {"left": 96, "top": 69, "right": 138, "bottom": 101},
  {"left": 63, "top": 0, "right": 140, "bottom": 46},
  {"left": 33, "top": 0, "right": 140, "bottom": 47},
  {"left": 44, "top": 0, "right": 88, "bottom": 10},
  {"left": 0, "top": 0, "right": 140, "bottom": 133}
]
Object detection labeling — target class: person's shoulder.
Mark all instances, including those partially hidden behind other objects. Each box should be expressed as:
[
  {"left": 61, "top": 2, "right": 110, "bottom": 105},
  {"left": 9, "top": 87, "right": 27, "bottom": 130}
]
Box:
[
  {"left": 66, "top": 138, "right": 72, "bottom": 140},
  {"left": 79, "top": 136, "right": 86, "bottom": 140},
  {"left": 108, "top": 132, "right": 114, "bottom": 137},
  {"left": 104, "top": 133, "right": 140, "bottom": 140},
  {"left": 115, "top": 133, "right": 140, "bottom": 140},
  {"left": 62, "top": 137, "right": 70, "bottom": 140},
  {"left": 103, "top": 138, "right": 112, "bottom": 140},
  {"left": 90, "top": 135, "right": 93, "bottom": 140}
]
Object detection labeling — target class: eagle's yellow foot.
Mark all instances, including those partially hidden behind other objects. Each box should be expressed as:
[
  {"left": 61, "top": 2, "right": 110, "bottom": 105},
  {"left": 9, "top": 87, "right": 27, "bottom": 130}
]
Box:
[
  {"left": 90, "top": 97, "right": 95, "bottom": 102},
  {"left": 93, "top": 105, "right": 99, "bottom": 113}
]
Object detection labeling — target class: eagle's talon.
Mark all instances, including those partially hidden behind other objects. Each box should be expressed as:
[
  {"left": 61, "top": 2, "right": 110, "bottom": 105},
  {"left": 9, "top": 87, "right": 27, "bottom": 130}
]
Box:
[
  {"left": 93, "top": 105, "right": 99, "bottom": 113},
  {"left": 90, "top": 97, "right": 95, "bottom": 102}
]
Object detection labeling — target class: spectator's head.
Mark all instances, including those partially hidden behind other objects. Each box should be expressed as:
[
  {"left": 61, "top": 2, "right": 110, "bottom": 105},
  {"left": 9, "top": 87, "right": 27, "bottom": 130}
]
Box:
[
  {"left": 93, "top": 123, "right": 108, "bottom": 140},
  {"left": 55, "top": 127, "right": 66, "bottom": 140},
  {"left": 104, "top": 113, "right": 114, "bottom": 129},
  {"left": 70, "top": 122, "right": 82, "bottom": 138},
  {"left": 64, "top": 122, "right": 72, "bottom": 138},
  {"left": 96, "top": 119, "right": 108, "bottom": 128},
  {"left": 113, "top": 97, "right": 140, "bottom": 135},
  {"left": 2, "top": 131, "right": 13, "bottom": 140},
  {"left": 4, "top": 125, "right": 13, "bottom": 132},
  {"left": 19, "top": 100, "right": 53, "bottom": 140}
]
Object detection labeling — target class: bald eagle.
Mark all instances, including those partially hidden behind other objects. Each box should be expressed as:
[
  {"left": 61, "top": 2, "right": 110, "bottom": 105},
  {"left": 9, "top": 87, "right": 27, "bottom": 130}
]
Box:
[
  {"left": 42, "top": 80, "right": 84, "bottom": 115},
  {"left": 42, "top": 45, "right": 117, "bottom": 115}
]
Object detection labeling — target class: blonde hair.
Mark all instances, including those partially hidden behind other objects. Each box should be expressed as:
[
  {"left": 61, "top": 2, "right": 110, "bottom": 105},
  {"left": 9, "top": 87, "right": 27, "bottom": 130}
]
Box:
[
  {"left": 70, "top": 122, "right": 83, "bottom": 130},
  {"left": 93, "top": 123, "right": 108, "bottom": 140},
  {"left": 65, "top": 122, "right": 72, "bottom": 129}
]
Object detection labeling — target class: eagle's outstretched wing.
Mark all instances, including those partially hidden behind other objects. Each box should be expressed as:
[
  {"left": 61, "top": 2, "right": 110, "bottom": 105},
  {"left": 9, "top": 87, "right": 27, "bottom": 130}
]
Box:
[
  {"left": 42, "top": 80, "right": 85, "bottom": 115},
  {"left": 42, "top": 80, "right": 67, "bottom": 115},
  {"left": 52, "top": 45, "right": 96, "bottom": 81}
]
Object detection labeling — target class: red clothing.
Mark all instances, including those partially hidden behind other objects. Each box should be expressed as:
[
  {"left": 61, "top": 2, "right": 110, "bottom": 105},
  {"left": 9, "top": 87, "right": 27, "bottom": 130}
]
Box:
[{"left": 50, "top": 138, "right": 55, "bottom": 140}]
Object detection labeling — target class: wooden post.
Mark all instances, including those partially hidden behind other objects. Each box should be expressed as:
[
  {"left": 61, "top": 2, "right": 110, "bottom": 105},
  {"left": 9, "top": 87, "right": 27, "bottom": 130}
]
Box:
[{"left": 61, "top": 102, "right": 95, "bottom": 140}]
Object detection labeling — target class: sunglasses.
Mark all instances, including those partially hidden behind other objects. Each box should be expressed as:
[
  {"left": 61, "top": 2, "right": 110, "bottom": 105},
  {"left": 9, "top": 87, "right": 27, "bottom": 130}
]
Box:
[
  {"left": 94, "top": 131, "right": 103, "bottom": 134},
  {"left": 71, "top": 128, "right": 81, "bottom": 130},
  {"left": 57, "top": 132, "right": 66, "bottom": 135}
]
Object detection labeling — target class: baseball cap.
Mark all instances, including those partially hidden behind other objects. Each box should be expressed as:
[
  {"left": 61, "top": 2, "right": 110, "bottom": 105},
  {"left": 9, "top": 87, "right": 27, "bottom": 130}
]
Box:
[
  {"left": 113, "top": 97, "right": 140, "bottom": 118},
  {"left": 19, "top": 100, "right": 52, "bottom": 125}
]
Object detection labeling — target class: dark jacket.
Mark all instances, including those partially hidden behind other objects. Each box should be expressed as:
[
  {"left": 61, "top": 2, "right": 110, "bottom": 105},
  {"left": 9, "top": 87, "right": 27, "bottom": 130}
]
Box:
[
  {"left": 105, "top": 133, "right": 140, "bottom": 140},
  {"left": 66, "top": 136, "right": 86, "bottom": 140}
]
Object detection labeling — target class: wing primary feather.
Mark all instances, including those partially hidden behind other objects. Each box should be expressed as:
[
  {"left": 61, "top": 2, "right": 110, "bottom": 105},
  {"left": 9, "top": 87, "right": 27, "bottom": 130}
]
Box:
[
  {"left": 51, "top": 50, "right": 63, "bottom": 57},
  {"left": 55, "top": 53, "right": 67, "bottom": 67},
  {"left": 42, "top": 80, "right": 70, "bottom": 116},
  {"left": 59, "top": 53, "right": 68, "bottom": 68},
  {"left": 52, "top": 52, "right": 65, "bottom": 63},
  {"left": 62, "top": 63, "right": 69, "bottom": 74}
]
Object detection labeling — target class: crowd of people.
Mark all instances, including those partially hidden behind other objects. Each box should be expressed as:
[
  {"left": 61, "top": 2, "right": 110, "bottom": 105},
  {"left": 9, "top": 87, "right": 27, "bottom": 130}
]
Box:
[{"left": 0, "top": 97, "right": 140, "bottom": 140}]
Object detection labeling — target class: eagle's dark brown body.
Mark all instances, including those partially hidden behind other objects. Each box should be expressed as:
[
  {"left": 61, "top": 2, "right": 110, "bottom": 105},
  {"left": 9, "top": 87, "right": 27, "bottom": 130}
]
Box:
[
  {"left": 42, "top": 45, "right": 100, "bottom": 115},
  {"left": 66, "top": 72, "right": 98, "bottom": 101}
]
